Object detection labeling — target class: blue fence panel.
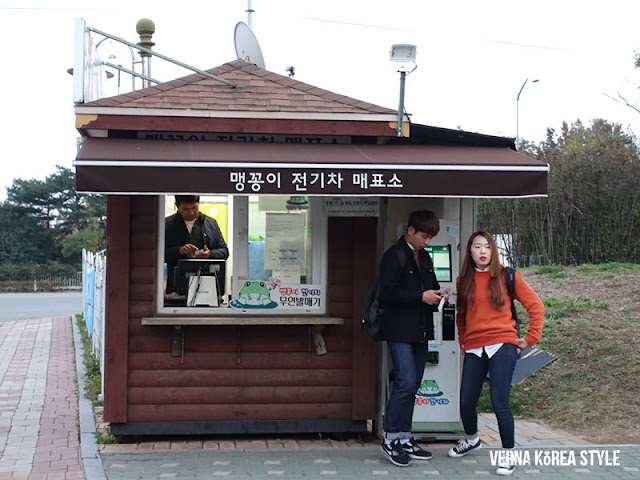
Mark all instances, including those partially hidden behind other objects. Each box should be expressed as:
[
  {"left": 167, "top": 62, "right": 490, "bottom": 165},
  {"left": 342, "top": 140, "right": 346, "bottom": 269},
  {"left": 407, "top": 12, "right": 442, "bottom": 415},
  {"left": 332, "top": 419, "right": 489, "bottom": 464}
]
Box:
[{"left": 85, "top": 267, "right": 95, "bottom": 333}]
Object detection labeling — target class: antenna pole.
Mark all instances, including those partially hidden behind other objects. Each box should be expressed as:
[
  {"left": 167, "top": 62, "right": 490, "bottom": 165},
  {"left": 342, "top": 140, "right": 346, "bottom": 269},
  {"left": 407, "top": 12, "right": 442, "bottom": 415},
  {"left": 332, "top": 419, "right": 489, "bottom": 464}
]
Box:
[
  {"left": 397, "top": 70, "right": 406, "bottom": 137},
  {"left": 247, "top": 0, "right": 255, "bottom": 27}
]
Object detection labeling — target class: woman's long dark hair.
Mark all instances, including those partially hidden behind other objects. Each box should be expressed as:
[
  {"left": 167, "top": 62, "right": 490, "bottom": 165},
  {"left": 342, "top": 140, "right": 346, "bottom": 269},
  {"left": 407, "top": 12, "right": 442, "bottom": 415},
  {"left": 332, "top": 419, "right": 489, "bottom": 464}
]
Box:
[{"left": 457, "top": 231, "right": 506, "bottom": 319}]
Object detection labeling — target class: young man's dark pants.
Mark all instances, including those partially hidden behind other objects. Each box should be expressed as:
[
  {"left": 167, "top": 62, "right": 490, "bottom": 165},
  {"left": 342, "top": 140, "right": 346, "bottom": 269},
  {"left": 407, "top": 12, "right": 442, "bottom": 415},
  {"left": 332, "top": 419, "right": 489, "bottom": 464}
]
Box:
[{"left": 384, "top": 342, "right": 427, "bottom": 439}]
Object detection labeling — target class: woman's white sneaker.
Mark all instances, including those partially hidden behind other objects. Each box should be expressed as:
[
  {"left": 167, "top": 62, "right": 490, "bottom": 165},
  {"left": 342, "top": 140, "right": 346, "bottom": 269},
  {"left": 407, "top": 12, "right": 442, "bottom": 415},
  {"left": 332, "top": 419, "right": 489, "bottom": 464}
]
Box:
[
  {"left": 496, "top": 449, "right": 516, "bottom": 476},
  {"left": 448, "top": 438, "right": 482, "bottom": 457}
]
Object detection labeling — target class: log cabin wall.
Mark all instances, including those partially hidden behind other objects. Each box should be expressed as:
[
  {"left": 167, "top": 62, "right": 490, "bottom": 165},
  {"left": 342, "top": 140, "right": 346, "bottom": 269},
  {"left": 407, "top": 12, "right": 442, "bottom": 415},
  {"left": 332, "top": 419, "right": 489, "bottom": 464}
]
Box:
[{"left": 105, "top": 196, "right": 379, "bottom": 435}]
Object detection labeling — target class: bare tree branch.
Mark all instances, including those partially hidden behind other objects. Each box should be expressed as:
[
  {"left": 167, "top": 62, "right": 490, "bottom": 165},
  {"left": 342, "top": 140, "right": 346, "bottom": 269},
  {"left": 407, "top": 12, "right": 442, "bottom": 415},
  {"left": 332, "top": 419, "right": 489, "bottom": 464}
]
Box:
[{"left": 604, "top": 92, "right": 640, "bottom": 115}]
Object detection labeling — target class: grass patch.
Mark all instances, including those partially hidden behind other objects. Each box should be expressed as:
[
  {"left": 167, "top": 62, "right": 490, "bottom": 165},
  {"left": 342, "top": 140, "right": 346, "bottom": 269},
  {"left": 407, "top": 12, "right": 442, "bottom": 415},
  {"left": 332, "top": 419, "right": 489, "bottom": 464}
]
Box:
[
  {"left": 543, "top": 298, "right": 608, "bottom": 312},
  {"left": 578, "top": 262, "right": 640, "bottom": 273},
  {"left": 75, "top": 314, "right": 103, "bottom": 405},
  {"left": 548, "top": 272, "right": 566, "bottom": 279},
  {"left": 76, "top": 314, "right": 116, "bottom": 444},
  {"left": 534, "top": 265, "right": 565, "bottom": 275},
  {"left": 94, "top": 431, "right": 115, "bottom": 444},
  {"left": 512, "top": 264, "right": 640, "bottom": 443}
]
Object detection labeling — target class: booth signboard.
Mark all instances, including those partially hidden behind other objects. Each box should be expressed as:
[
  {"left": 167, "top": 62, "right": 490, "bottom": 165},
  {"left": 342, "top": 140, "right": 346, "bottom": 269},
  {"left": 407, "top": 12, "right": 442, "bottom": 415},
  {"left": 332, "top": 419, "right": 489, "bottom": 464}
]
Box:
[
  {"left": 324, "top": 197, "right": 380, "bottom": 217},
  {"left": 230, "top": 281, "right": 323, "bottom": 310}
]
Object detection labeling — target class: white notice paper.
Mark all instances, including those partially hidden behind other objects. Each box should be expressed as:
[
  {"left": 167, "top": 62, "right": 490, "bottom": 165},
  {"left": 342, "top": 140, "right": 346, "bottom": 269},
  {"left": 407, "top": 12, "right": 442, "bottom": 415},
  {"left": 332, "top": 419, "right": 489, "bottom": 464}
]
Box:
[
  {"left": 271, "top": 265, "right": 301, "bottom": 284},
  {"left": 264, "top": 213, "right": 305, "bottom": 269}
]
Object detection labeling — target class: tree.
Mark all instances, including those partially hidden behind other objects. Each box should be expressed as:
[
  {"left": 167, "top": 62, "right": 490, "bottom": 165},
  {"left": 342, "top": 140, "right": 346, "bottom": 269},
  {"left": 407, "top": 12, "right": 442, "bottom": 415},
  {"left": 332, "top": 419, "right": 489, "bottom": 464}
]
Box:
[
  {"left": 479, "top": 119, "right": 640, "bottom": 265},
  {"left": 2, "top": 166, "right": 106, "bottom": 265},
  {"left": 6, "top": 165, "right": 105, "bottom": 233},
  {"left": 0, "top": 202, "right": 57, "bottom": 265},
  {"left": 61, "top": 218, "right": 105, "bottom": 262}
]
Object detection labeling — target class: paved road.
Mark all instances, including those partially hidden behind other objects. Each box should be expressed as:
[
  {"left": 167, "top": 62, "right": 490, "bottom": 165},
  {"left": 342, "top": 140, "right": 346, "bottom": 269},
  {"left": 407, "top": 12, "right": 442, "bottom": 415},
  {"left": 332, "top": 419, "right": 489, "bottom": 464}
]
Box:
[
  {"left": 100, "top": 446, "right": 640, "bottom": 479},
  {"left": 0, "top": 292, "right": 82, "bottom": 321}
]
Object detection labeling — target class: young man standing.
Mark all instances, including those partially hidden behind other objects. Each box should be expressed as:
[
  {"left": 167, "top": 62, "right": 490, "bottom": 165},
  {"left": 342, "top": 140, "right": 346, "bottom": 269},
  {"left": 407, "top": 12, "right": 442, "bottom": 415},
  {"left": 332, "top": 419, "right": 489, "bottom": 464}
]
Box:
[{"left": 379, "top": 210, "right": 448, "bottom": 467}]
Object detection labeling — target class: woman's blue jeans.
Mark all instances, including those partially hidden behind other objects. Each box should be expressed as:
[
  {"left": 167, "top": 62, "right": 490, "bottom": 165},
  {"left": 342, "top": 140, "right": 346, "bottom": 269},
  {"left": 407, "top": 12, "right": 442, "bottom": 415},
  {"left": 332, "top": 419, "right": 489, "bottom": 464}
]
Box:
[
  {"left": 459, "top": 343, "right": 518, "bottom": 448},
  {"left": 384, "top": 342, "right": 427, "bottom": 439}
]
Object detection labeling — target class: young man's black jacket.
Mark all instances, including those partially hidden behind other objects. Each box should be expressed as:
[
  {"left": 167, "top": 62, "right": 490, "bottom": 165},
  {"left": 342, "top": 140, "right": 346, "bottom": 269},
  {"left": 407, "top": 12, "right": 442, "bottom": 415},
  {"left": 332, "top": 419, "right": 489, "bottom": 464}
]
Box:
[
  {"left": 379, "top": 236, "right": 440, "bottom": 344},
  {"left": 165, "top": 212, "right": 229, "bottom": 292}
]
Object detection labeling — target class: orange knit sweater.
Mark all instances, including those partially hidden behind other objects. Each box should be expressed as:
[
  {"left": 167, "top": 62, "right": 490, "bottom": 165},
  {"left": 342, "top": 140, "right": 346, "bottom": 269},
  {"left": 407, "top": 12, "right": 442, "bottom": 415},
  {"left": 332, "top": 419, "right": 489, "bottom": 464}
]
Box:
[{"left": 456, "top": 271, "right": 544, "bottom": 351}]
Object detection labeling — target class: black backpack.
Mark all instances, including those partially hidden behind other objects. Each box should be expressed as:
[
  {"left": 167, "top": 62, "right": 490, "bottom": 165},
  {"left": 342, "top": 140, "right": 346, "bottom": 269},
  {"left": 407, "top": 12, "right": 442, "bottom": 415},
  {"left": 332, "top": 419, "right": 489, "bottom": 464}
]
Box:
[
  {"left": 362, "top": 248, "right": 407, "bottom": 341},
  {"left": 505, "top": 266, "right": 520, "bottom": 336}
]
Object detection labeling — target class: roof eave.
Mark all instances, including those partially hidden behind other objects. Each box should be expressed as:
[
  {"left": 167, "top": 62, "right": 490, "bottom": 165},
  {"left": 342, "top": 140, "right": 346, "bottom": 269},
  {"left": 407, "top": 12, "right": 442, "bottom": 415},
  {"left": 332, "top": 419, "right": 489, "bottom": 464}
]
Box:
[{"left": 73, "top": 106, "right": 399, "bottom": 122}]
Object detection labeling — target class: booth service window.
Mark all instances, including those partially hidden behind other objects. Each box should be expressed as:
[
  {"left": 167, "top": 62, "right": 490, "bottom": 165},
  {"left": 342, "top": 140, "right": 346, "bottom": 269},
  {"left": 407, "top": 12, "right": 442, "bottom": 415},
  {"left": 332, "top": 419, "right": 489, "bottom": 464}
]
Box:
[{"left": 158, "top": 195, "right": 326, "bottom": 315}]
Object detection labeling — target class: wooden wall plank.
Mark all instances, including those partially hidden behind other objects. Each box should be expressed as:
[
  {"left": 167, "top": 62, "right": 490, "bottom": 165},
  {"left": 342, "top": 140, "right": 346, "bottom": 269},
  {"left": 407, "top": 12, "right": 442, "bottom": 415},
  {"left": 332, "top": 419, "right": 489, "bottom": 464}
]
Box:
[
  {"left": 129, "top": 302, "right": 154, "bottom": 318},
  {"left": 127, "top": 403, "right": 352, "bottom": 422},
  {"left": 130, "top": 196, "right": 156, "bottom": 215},
  {"left": 130, "top": 251, "right": 155, "bottom": 267},
  {"left": 128, "top": 335, "right": 172, "bottom": 353},
  {"left": 129, "top": 284, "right": 154, "bottom": 301},
  {"left": 327, "top": 301, "right": 352, "bottom": 318},
  {"left": 127, "top": 333, "right": 353, "bottom": 353},
  {"left": 128, "top": 352, "right": 352, "bottom": 370},
  {"left": 128, "top": 386, "right": 352, "bottom": 405},
  {"left": 327, "top": 217, "right": 378, "bottom": 420},
  {"left": 350, "top": 218, "right": 378, "bottom": 419},
  {"left": 328, "top": 286, "right": 354, "bottom": 303},
  {"left": 104, "top": 195, "right": 130, "bottom": 422},
  {"left": 128, "top": 369, "right": 352, "bottom": 387},
  {"left": 130, "top": 266, "right": 155, "bottom": 285}
]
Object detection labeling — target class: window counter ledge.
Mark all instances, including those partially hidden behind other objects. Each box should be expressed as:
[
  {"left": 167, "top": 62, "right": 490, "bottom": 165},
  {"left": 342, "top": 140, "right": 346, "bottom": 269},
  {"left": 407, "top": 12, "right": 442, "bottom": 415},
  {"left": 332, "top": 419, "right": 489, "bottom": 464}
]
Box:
[{"left": 142, "top": 316, "right": 343, "bottom": 326}]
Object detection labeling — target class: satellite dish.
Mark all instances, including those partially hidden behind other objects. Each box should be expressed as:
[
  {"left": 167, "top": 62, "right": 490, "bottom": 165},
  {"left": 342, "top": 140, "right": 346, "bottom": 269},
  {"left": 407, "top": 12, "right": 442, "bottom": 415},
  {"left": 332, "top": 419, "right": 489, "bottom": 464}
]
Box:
[{"left": 234, "top": 22, "right": 265, "bottom": 68}]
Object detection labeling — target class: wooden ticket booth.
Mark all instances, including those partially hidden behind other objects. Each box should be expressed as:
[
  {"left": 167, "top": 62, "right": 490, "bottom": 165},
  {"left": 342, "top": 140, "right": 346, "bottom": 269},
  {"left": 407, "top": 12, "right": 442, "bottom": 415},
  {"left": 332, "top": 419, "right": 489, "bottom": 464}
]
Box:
[{"left": 74, "top": 60, "right": 548, "bottom": 436}]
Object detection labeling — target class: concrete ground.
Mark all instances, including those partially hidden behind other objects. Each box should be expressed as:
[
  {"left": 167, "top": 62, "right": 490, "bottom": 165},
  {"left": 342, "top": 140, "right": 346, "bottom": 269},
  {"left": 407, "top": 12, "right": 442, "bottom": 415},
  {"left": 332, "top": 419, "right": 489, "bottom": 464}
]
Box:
[{"left": 1, "top": 316, "right": 639, "bottom": 479}]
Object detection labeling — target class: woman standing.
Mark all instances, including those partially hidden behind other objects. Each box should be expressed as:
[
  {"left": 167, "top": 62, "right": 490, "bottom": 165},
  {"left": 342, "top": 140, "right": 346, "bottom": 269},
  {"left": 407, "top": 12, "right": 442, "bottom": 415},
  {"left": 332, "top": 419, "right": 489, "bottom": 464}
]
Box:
[{"left": 448, "top": 232, "right": 544, "bottom": 476}]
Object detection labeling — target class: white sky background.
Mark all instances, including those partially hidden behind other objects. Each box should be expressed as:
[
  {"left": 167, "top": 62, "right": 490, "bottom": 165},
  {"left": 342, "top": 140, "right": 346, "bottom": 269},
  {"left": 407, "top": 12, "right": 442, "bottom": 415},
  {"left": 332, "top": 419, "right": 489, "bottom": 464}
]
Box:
[{"left": 1, "top": 0, "right": 640, "bottom": 200}]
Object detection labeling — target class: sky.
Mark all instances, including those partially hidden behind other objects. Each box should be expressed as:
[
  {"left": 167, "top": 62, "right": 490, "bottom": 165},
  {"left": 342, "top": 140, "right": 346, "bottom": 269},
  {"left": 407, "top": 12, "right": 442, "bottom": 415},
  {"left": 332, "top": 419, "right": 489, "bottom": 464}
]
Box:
[{"left": 2, "top": 0, "right": 640, "bottom": 200}]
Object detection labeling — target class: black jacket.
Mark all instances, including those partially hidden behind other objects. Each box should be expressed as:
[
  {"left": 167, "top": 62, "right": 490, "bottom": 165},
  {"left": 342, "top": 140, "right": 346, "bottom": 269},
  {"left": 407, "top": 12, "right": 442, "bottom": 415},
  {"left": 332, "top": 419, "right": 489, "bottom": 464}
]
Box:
[
  {"left": 165, "top": 212, "right": 229, "bottom": 292},
  {"left": 379, "top": 237, "right": 440, "bottom": 343}
]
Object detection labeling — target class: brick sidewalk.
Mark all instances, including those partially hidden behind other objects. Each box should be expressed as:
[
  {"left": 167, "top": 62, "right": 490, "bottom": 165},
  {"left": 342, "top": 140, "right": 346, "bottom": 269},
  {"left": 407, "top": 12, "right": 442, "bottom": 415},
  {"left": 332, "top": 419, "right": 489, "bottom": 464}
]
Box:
[
  {"left": 0, "top": 318, "right": 83, "bottom": 480},
  {"left": 95, "top": 410, "right": 586, "bottom": 453}
]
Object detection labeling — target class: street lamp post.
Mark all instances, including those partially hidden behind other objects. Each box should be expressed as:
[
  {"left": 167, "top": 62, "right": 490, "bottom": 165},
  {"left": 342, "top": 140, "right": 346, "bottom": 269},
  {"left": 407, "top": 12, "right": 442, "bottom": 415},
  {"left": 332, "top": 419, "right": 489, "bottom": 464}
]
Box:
[{"left": 516, "top": 78, "right": 539, "bottom": 142}]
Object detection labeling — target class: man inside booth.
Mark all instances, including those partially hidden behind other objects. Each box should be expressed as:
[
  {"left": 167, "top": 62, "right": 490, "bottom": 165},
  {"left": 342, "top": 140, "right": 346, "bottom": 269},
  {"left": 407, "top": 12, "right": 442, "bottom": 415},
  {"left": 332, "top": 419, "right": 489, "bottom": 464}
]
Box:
[{"left": 164, "top": 195, "right": 229, "bottom": 295}]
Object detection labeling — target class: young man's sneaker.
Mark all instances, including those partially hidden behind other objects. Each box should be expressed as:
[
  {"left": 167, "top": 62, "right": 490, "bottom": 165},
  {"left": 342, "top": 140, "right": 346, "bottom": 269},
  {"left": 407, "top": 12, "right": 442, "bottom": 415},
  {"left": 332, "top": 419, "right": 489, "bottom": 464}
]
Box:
[
  {"left": 496, "top": 449, "right": 516, "bottom": 476},
  {"left": 401, "top": 437, "right": 432, "bottom": 460},
  {"left": 448, "top": 438, "right": 482, "bottom": 457},
  {"left": 381, "top": 439, "right": 412, "bottom": 467}
]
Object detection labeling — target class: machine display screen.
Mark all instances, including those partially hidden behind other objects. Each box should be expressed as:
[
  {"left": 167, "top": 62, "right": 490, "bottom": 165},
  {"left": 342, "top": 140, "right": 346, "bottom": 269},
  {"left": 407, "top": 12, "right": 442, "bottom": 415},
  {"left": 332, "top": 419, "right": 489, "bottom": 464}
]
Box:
[{"left": 425, "top": 245, "right": 452, "bottom": 282}]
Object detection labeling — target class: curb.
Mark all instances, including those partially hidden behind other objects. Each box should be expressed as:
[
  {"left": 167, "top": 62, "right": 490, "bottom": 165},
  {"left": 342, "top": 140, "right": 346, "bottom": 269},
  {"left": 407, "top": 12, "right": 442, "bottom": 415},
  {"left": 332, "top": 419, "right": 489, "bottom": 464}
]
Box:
[{"left": 72, "top": 317, "right": 107, "bottom": 480}]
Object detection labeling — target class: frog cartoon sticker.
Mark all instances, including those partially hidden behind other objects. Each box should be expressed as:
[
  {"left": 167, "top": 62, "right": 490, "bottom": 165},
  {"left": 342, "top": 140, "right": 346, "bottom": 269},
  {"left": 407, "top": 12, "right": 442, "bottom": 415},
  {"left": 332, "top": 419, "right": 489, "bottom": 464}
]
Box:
[
  {"left": 416, "top": 379, "right": 444, "bottom": 397},
  {"left": 230, "top": 281, "right": 278, "bottom": 309}
]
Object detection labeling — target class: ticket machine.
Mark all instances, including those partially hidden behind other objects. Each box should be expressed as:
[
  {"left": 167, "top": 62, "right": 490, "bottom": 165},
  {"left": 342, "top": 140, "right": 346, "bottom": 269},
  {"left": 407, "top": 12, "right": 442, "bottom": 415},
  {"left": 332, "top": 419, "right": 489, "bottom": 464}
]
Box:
[{"left": 411, "top": 243, "right": 463, "bottom": 438}]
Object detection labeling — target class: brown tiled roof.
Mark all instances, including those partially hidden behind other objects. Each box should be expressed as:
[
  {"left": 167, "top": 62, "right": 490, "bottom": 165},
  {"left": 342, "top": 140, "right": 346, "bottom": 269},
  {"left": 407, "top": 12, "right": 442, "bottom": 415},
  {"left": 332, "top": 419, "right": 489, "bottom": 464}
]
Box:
[{"left": 84, "top": 59, "right": 396, "bottom": 116}]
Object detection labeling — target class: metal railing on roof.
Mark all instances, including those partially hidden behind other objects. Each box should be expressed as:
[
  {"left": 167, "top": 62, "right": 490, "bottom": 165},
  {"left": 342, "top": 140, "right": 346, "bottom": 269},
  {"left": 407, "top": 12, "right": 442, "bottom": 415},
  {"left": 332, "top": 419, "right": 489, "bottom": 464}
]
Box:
[{"left": 89, "top": 27, "right": 240, "bottom": 89}]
